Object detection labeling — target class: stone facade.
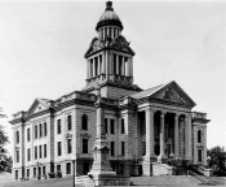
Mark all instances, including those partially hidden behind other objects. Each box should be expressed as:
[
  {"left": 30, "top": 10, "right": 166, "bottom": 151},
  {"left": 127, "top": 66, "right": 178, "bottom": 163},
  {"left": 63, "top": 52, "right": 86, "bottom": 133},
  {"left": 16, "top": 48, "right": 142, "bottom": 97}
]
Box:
[{"left": 10, "top": 1, "right": 209, "bottom": 181}]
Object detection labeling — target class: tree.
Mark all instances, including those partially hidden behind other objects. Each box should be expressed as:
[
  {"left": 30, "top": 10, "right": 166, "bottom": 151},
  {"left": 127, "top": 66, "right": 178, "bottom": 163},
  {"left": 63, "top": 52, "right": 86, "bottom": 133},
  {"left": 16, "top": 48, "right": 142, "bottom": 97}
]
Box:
[
  {"left": 208, "top": 146, "right": 226, "bottom": 176},
  {"left": 0, "top": 108, "right": 11, "bottom": 173}
]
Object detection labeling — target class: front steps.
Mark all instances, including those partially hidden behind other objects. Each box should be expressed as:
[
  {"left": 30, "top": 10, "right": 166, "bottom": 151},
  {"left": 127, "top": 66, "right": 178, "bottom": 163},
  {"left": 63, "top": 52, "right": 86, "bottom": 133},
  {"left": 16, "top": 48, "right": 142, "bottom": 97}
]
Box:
[
  {"left": 131, "top": 175, "right": 199, "bottom": 186},
  {"left": 152, "top": 162, "right": 173, "bottom": 176}
]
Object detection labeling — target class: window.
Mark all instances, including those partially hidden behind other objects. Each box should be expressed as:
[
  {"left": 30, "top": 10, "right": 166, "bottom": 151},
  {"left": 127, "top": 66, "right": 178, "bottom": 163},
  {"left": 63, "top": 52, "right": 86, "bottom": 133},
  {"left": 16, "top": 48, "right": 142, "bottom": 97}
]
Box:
[
  {"left": 34, "top": 146, "right": 37, "bottom": 159},
  {"left": 16, "top": 131, "right": 19, "bottom": 144},
  {"left": 100, "top": 55, "right": 102, "bottom": 74},
  {"left": 82, "top": 138, "right": 88, "bottom": 154},
  {"left": 57, "top": 165, "right": 61, "bottom": 172},
  {"left": 57, "top": 141, "right": 62, "bottom": 156},
  {"left": 110, "top": 141, "right": 115, "bottom": 156},
  {"left": 39, "top": 123, "right": 42, "bottom": 138},
  {"left": 121, "top": 141, "right": 125, "bottom": 156},
  {"left": 121, "top": 118, "right": 125, "bottom": 134},
  {"left": 44, "top": 122, "right": 47, "bottom": 136},
  {"left": 198, "top": 149, "right": 202, "bottom": 162},
  {"left": 198, "top": 130, "right": 202, "bottom": 143},
  {"left": 104, "top": 118, "right": 108, "bottom": 134},
  {"left": 110, "top": 119, "right": 115, "bottom": 134},
  {"left": 66, "top": 163, "right": 71, "bottom": 174},
  {"left": 142, "top": 141, "right": 146, "bottom": 156},
  {"left": 27, "top": 148, "right": 31, "bottom": 161},
  {"left": 35, "top": 125, "right": 38, "bottom": 139},
  {"left": 90, "top": 59, "right": 93, "bottom": 77},
  {"left": 67, "top": 115, "right": 72, "bottom": 130},
  {"left": 43, "top": 166, "right": 46, "bottom": 176},
  {"left": 39, "top": 145, "right": 42, "bottom": 158},
  {"left": 15, "top": 170, "right": 18, "bottom": 180},
  {"left": 57, "top": 119, "right": 61, "bottom": 134},
  {"left": 118, "top": 55, "right": 123, "bottom": 75},
  {"left": 16, "top": 150, "right": 20, "bottom": 162},
  {"left": 113, "top": 54, "right": 117, "bottom": 74},
  {"left": 82, "top": 114, "right": 88, "bottom": 130},
  {"left": 95, "top": 57, "right": 98, "bottom": 76},
  {"left": 27, "top": 128, "right": 30, "bottom": 142},
  {"left": 44, "top": 144, "right": 47, "bottom": 158},
  {"left": 124, "top": 57, "right": 128, "bottom": 75},
  {"left": 67, "top": 139, "right": 72, "bottom": 154},
  {"left": 33, "top": 167, "right": 36, "bottom": 177},
  {"left": 27, "top": 169, "right": 30, "bottom": 178}
]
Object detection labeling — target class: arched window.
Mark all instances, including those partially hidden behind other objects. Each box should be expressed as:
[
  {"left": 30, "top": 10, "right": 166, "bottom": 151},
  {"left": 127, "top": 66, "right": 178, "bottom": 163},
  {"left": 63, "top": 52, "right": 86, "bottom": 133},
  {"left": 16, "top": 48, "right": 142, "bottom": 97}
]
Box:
[
  {"left": 197, "top": 130, "right": 202, "bottom": 143},
  {"left": 82, "top": 114, "right": 88, "bottom": 130}
]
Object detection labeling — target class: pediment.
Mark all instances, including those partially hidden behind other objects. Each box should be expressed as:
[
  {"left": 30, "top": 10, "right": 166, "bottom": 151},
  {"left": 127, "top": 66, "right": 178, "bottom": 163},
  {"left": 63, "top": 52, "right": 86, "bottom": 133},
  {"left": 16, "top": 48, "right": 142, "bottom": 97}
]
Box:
[
  {"left": 27, "top": 98, "right": 51, "bottom": 116},
  {"left": 150, "top": 81, "right": 196, "bottom": 108}
]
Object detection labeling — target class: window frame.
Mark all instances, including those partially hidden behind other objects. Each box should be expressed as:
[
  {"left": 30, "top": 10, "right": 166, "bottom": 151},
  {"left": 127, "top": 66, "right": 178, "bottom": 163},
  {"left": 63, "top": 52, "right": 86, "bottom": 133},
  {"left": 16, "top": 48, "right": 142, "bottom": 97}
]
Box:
[
  {"left": 34, "top": 125, "right": 38, "bottom": 139},
  {"left": 57, "top": 119, "right": 61, "bottom": 134},
  {"left": 110, "top": 141, "right": 115, "bottom": 156},
  {"left": 121, "top": 118, "right": 125, "bottom": 134},
  {"left": 121, "top": 141, "right": 125, "bottom": 156},
  {"left": 27, "top": 148, "right": 31, "bottom": 161},
  {"left": 27, "top": 128, "right": 30, "bottom": 142},
  {"left": 44, "top": 144, "right": 47, "bottom": 158},
  {"left": 67, "top": 139, "right": 72, "bottom": 154},
  {"left": 110, "top": 119, "right": 115, "bottom": 134},
  {"left": 39, "top": 145, "right": 42, "bottom": 159},
  {"left": 44, "top": 122, "right": 47, "bottom": 136},
  {"left": 197, "top": 130, "right": 202, "bottom": 143},
  {"left": 57, "top": 141, "right": 62, "bottom": 156},
  {"left": 81, "top": 114, "right": 88, "bottom": 131},
  {"left": 82, "top": 138, "right": 88, "bottom": 154},
  {"left": 66, "top": 163, "right": 71, "bottom": 174},
  {"left": 67, "top": 115, "right": 72, "bottom": 131},
  {"left": 16, "top": 131, "right": 20, "bottom": 144}
]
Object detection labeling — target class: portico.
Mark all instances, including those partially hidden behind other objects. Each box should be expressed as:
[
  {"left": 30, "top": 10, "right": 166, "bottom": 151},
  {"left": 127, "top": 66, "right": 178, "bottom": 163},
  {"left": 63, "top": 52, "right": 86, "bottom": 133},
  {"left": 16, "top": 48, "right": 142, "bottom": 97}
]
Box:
[{"left": 138, "top": 104, "right": 193, "bottom": 176}]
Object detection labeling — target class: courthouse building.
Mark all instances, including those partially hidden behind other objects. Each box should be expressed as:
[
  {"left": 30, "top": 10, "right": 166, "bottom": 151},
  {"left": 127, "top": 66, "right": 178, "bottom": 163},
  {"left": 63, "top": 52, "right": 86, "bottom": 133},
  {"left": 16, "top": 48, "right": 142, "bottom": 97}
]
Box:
[{"left": 10, "top": 1, "right": 209, "bottom": 180}]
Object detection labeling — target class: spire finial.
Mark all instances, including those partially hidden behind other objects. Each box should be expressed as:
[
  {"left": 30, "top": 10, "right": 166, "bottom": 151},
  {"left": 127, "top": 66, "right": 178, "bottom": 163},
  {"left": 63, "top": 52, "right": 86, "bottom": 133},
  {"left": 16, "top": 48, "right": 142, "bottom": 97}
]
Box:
[{"left": 106, "top": 1, "right": 113, "bottom": 11}]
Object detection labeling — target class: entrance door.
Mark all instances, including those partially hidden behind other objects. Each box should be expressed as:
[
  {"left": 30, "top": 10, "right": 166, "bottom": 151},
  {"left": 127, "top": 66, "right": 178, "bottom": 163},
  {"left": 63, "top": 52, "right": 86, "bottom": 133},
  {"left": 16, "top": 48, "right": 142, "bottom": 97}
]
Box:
[{"left": 83, "top": 162, "right": 89, "bottom": 175}]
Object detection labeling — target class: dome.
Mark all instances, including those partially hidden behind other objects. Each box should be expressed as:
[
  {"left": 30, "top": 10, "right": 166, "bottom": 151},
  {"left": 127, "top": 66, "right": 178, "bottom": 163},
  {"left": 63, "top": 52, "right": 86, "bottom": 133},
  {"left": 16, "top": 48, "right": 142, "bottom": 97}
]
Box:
[{"left": 96, "top": 1, "right": 123, "bottom": 31}]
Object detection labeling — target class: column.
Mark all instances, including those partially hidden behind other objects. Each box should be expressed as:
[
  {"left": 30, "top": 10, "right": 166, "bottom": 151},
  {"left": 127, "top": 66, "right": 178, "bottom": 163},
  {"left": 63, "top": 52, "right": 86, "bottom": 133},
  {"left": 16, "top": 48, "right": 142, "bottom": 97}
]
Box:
[
  {"left": 101, "top": 54, "right": 105, "bottom": 75},
  {"left": 97, "top": 56, "right": 100, "bottom": 75},
  {"left": 93, "top": 58, "right": 96, "bottom": 77},
  {"left": 158, "top": 112, "right": 165, "bottom": 162},
  {"left": 87, "top": 60, "right": 90, "bottom": 78},
  {"left": 203, "top": 126, "right": 207, "bottom": 165},
  {"left": 116, "top": 55, "right": 119, "bottom": 75},
  {"left": 122, "top": 57, "right": 126, "bottom": 76},
  {"left": 174, "top": 113, "right": 179, "bottom": 159},
  {"left": 185, "top": 113, "right": 192, "bottom": 161},
  {"left": 145, "top": 108, "right": 155, "bottom": 158},
  {"left": 130, "top": 58, "right": 133, "bottom": 77}
]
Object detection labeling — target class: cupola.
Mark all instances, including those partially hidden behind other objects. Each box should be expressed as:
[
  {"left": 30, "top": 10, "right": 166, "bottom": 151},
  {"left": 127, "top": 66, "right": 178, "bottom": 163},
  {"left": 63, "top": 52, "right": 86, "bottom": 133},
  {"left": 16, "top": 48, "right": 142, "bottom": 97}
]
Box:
[{"left": 96, "top": 1, "right": 123, "bottom": 40}]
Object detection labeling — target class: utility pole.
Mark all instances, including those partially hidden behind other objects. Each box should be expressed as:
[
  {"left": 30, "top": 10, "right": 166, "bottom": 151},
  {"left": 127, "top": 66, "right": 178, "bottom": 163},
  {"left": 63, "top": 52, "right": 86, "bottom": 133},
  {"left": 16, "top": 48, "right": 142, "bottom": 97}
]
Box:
[{"left": 72, "top": 159, "right": 75, "bottom": 187}]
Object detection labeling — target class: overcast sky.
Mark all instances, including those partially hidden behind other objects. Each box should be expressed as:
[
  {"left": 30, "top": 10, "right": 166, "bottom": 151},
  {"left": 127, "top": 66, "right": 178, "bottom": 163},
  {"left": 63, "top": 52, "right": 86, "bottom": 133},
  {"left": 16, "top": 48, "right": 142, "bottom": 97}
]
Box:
[{"left": 0, "top": 0, "right": 225, "bottom": 154}]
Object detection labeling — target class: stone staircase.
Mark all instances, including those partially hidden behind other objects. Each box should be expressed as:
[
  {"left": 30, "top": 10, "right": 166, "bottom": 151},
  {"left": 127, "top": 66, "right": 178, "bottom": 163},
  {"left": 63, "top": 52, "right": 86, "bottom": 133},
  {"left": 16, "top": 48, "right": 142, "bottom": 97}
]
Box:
[
  {"left": 152, "top": 162, "right": 173, "bottom": 176},
  {"left": 131, "top": 175, "right": 199, "bottom": 186}
]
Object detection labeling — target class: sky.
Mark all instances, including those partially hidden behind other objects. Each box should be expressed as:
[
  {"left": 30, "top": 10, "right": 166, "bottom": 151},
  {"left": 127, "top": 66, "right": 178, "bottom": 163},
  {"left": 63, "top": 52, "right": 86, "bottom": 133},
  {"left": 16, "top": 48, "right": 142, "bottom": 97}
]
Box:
[{"left": 0, "top": 0, "right": 225, "bottom": 155}]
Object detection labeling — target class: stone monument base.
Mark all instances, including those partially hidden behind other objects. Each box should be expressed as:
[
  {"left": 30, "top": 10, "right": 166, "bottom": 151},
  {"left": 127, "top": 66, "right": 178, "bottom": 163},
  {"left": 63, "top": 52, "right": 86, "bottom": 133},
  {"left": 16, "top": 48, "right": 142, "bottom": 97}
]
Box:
[{"left": 75, "top": 174, "right": 130, "bottom": 187}]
